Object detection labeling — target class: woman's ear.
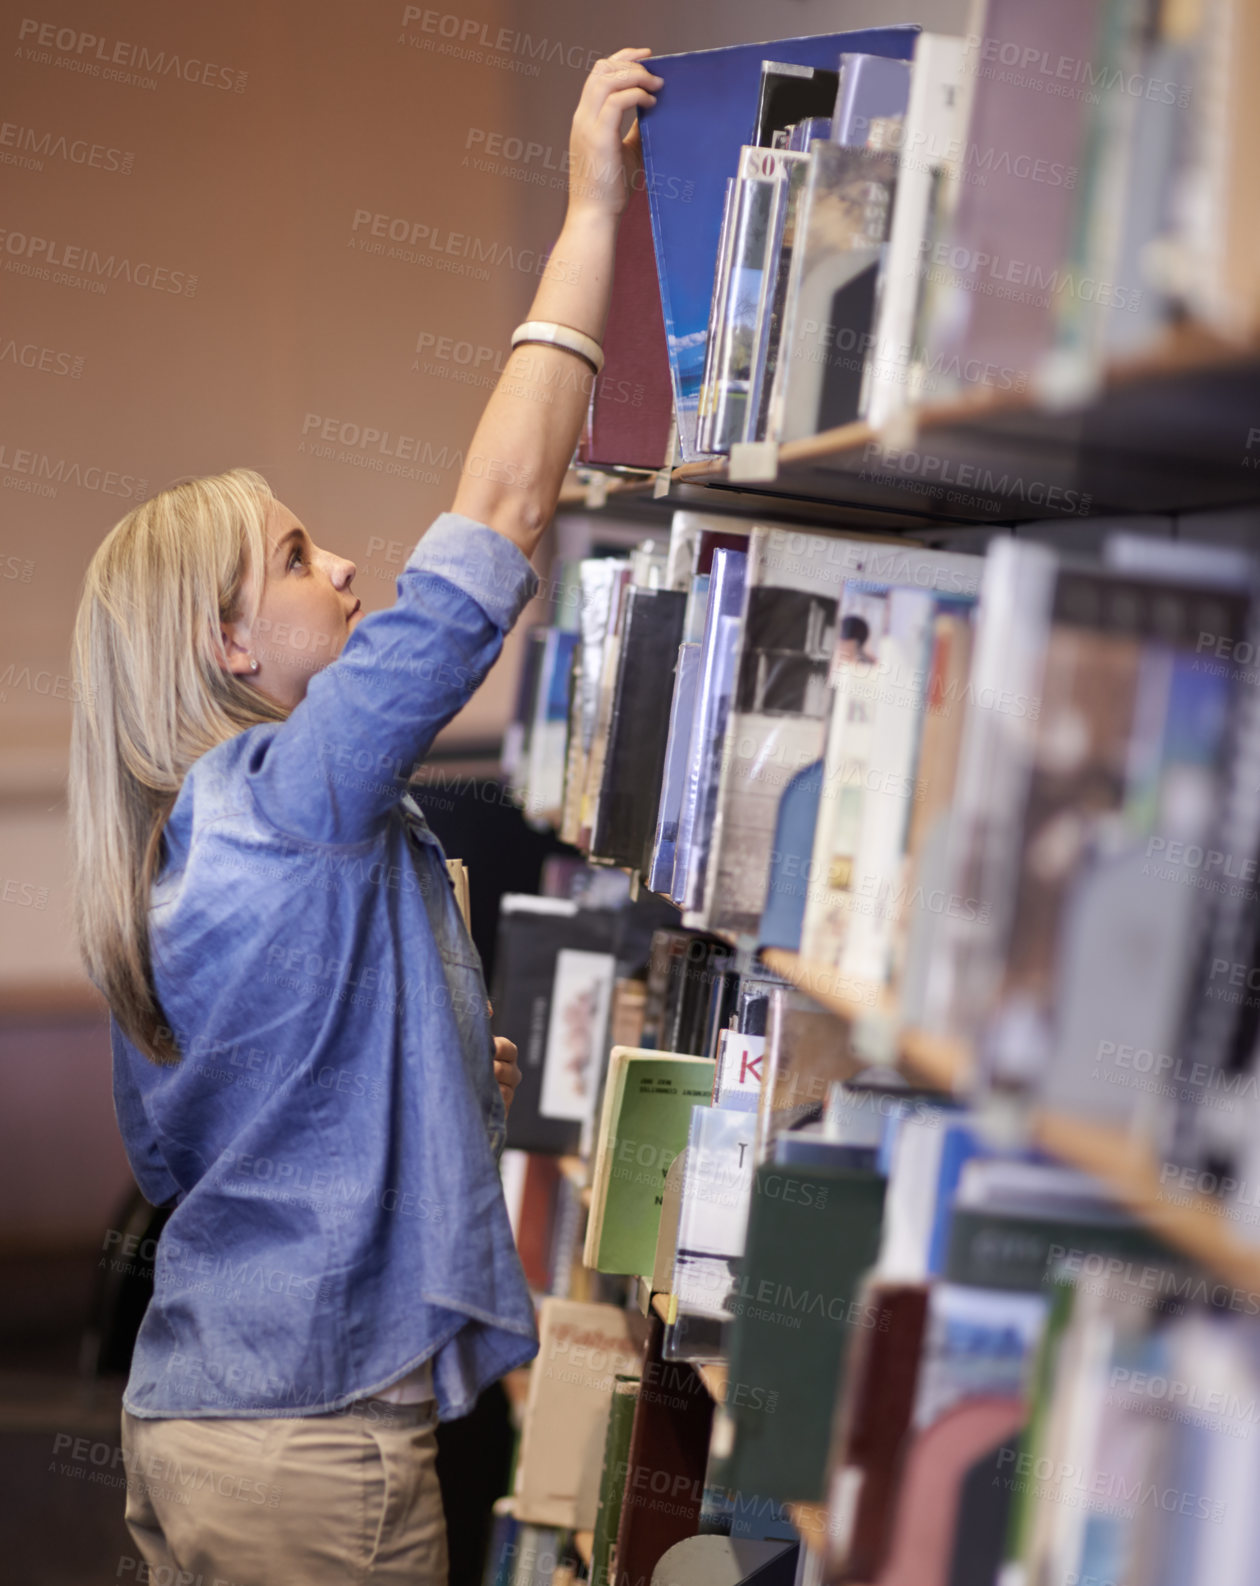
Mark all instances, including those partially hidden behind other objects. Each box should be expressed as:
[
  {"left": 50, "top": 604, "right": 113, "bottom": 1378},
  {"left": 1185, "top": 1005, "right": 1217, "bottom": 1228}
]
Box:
[{"left": 218, "top": 618, "right": 257, "bottom": 677}]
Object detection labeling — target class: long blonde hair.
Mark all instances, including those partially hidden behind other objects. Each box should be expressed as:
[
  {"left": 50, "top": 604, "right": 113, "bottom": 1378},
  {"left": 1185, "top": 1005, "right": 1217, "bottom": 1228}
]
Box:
[{"left": 69, "top": 468, "right": 290, "bottom": 1064}]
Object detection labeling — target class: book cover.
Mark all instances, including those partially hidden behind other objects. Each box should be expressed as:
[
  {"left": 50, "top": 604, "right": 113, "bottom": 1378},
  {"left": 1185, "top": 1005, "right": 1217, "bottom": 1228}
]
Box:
[
  {"left": 591, "top": 587, "right": 687, "bottom": 870},
  {"left": 636, "top": 27, "right": 919, "bottom": 460},
  {"left": 524, "top": 628, "right": 579, "bottom": 822},
  {"left": 768, "top": 141, "right": 898, "bottom": 444},
  {"left": 723, "top": 1163, "right": 886, "bottom": 1503},
  {"left": 700, "top": 525, "right": 844, "bottom": 934},
  {"left": 585, "top": 1049, "right": 716, "bottom": 1278},
  {"left": 833, "top": 52, "right": 912, "bottom": 146},
  {"left": 589, "top": 1376, "right": 640, "bottom": 1586},
  {"left": 979, "top": 569, "right": 1249, "bottom": 1121},
  {"left": 920, "top": 0, "right": 1106, "bottom": 398},
  {"left": 491, "top": 896, "right": 621, "bottom": 1155},
  {"left": 746, "top": 154, "right": 812, "bottom": 443},
  {"left": 561, "top": 559, "right": 627, "bottom": 845},
  {"left": 613, "top": 1311, "right": 714, "bottom": 1581},
  {"left": 672, "top": 1103, "right": 757, "bottom": 1320},
  {"left": 862, "top": 34, "right": 969, "bottom": 427},
  {"left": 647, "top": 641, "right": 702, "bottom": 893},
  {"left": 754, "top": 61, "right": 840, "bottom": 147},
  {"left": 823, "top": 1280, "right": 928, "bottom": 1582},
  {"left": 577, "top": 177, "right": 674, "bottom": 469},
  {"left": 513, "top": 1298, "right": 645, "bottom": 1530},
  {"left": 538, "top": 948, "right": 617, "bottom": 1126},
  {"left": 675, "top": 546, "right": 748, "bottom": 909},
  {"left": 754, "top": 986, "right": 854, "bottom": 1166}
]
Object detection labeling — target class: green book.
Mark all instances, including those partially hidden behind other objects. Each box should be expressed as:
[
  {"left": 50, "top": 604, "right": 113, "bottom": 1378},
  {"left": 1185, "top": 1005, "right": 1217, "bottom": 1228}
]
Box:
[
  {"left": 590, "top": 1375, "right": 640, "bottom": 1586},
  {"left": 585, "top": 1049, "right": 715, "bottom": 1277},
  {"left": 724, "top": 1164, "right": 886, "bottom": 1505},
  {"left": 943, "top": 1207, "right": 1183, "bottom": 1292}
]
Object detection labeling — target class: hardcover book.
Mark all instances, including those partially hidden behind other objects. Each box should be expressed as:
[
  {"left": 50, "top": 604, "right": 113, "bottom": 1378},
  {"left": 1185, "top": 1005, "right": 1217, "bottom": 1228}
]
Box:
[{"left": 577, "top": 177, "right": 674, "bottom": 469}]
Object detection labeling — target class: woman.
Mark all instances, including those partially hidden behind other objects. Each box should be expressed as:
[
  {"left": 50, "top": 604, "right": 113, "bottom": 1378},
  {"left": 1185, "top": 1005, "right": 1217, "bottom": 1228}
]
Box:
[{"left": 68, "top": 48, "right": 663, "bottom": 1585}]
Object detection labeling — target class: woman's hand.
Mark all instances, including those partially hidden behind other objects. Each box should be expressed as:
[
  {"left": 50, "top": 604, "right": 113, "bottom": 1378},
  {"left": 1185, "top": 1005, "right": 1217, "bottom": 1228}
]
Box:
[
  {"left": 566, "top": 47, "right": 663, "bottom": 222},
  {"left": 493, "top": 1036, "right": 522, "bottom": 1117}
]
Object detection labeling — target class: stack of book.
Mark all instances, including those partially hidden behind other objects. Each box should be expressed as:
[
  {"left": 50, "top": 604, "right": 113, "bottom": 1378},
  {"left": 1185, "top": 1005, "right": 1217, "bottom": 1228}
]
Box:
[{"left": 583, "top": 7, "right": 1260, "bottom": 469}]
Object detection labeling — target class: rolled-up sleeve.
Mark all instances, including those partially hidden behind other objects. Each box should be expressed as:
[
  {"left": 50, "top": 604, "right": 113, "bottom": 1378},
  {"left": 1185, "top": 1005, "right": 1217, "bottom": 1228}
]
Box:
[{"left": 244, "top": 514, "right": 538, "bottom": 845}]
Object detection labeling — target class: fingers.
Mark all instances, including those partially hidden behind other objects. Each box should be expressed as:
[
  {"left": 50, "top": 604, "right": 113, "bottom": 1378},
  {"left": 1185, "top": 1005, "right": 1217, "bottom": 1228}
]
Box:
[{"left": 580, "top": 54, "right": 662, "bottom": 115}]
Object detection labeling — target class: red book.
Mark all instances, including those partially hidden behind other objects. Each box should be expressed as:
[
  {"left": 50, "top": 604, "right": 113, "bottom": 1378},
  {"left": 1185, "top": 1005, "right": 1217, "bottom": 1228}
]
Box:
[{"left": 579, "top": 180, "right": 674, "bottom": 469}]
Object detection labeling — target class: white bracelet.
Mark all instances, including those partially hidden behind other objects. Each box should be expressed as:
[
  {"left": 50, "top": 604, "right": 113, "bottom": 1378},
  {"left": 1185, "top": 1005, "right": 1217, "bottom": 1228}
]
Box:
[{"left": 510, "top": 320, "right": 604, "bottom": 375}]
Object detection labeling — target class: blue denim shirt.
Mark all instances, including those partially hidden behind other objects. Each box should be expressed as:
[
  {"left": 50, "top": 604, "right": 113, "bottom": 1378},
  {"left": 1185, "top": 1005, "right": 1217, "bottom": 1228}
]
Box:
[{"left": 111, "top": 514, "right": 541, "bottom": 1421}]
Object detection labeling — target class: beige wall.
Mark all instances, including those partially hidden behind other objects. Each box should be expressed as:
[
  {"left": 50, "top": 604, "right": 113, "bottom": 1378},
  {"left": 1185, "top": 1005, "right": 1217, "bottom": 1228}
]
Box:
[{"left": 0, "top": 0, "right": 967, "bottom": 1239}]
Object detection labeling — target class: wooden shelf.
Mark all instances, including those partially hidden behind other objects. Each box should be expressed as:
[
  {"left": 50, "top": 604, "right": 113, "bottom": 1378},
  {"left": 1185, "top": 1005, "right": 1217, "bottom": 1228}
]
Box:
[
  {"left": 666, "top": 326, "right": 1260, "bottom": 526},
  {"left": 1032, "top": 1111, "right": 1260, "bottom": 1298},
  {"left": 760, "top": 951, "right": 1260, "bottom": 1296},
  {"left": 758, "top": 949, "right": 971, "bottom": 1093}
]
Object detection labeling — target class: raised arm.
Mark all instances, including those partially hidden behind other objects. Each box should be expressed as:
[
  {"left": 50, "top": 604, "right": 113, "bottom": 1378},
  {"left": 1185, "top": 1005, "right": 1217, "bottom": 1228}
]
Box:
[
  {"left": 451, "top": 46, "right": 662, "bottom": 556},
  {"left": 242, "top": 51, "right": 662, "bottom": 845}
]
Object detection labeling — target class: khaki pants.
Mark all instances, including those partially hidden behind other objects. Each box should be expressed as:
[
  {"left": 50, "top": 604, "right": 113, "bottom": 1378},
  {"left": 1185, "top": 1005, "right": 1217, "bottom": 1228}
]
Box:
[{"left": 120, "top": 1397, "right": 448, "bottom": 1585}]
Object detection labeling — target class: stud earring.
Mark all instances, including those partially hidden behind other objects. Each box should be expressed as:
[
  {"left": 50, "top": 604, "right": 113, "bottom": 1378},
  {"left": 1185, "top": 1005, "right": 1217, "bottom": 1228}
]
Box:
[{"left": 249, "top": 656, "right": 259, "bottom": 673}]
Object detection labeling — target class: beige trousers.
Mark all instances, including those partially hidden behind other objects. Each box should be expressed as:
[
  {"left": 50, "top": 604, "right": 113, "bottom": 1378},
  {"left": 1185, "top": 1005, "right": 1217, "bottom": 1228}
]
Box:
[{"left": 120, "top": 1397, "right": 448, "bottom": 1585}]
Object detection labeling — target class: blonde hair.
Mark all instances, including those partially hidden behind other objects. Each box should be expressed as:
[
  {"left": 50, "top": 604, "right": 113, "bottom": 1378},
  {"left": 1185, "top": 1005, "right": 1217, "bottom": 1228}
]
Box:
[{"left": 69, "top": 468, "right": 290, "bottom": 1064}]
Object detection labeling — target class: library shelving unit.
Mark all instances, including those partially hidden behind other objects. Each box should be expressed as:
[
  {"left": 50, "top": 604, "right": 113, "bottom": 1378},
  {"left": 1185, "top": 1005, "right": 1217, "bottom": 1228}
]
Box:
[{"left": 514, "top": 324, "right": 1260, "bottom": 1583}]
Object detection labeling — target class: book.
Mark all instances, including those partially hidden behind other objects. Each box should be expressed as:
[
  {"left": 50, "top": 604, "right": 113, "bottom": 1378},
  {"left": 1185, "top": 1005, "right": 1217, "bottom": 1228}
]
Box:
[
  {"left": 590, "top": 587, "right": 687, "bottom": 870},
  {"left": 561, "top": 559, "right": 627, "bottom": 845},
  {"left": 706, "top": 151, "right": 807, "bottom": 454},
  {"left": 636, "top": 27, "right": 919, "bottom": 460},
  {"left": 823, "top": 1279, "right": 929, "bottom": 1582},
  {"left": 524, "top": 628, "right": 578, "bottom": 822},
  {"left": 723, "top": 1162, "right": 886, "bottom": 1504},
  {"left": 647, "top": 641, "right": 702, "bottom": 892},
  {"left": 799, "top": 558, "right": 981, "bottom": 989},
  {"left": 962, "top": 560, "right": 1250, "bottom": 1123},
  {"left": 614, "top": 1311, "right": 715, "bottom": 1582},
  {"left": 584, "top": 1048, "right": 716, "bottom": 1278},
  {"left": 589, "top": 1375, "right": 640, "bottom": 1586},
  {"left": 833, "top": 52, "right": 912, "bottom": 146},
  {"left": 675, "top": 547, "right": 748, "bottom": 910},
  {"left": 513, "top": 1298, "right": 645, "bottom": 1529},
  {"left": 754, "top": 61, "right": 841, "bottom": 147},
  {"left": 577, "top": 177, "right": 674, "bottom": 469},
  {"left": 862, "top": 33, "right": 969, "bottom": 427},
  {"left": 919, "top": 0, "right": 1109, "bottom": 400},
  {"left": 765, "top": 142, "right": 898, "bottom": 445},
  {"left": 537, "top": 948, "right": 617, "bottom": 1129},
  {"left": 755, "top": 985, "right": 856, "bottom": 1165},
  {"left": 672, "top": 1103, "right": 758, "bottom": 1320},
  {"left": 490, "top": 896, "right": 622, "bottom": 1154}
]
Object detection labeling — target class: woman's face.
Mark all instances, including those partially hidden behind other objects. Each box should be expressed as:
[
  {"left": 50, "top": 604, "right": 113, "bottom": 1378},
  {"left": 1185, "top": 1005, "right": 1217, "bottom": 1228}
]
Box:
[{"left": 221, "top": 500, "right": 360, "bottom": 709}]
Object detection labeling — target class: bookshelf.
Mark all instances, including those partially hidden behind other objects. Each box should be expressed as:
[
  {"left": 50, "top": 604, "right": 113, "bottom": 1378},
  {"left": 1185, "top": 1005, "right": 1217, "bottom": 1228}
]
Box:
[
  {"left": 673, "top": 327, "right": 1260, "bottom": 523},
  {"left": 566, "top": 327, "right": 1260, "bottom": 532},
  {"left": 494, "top": 14, "right": 1260, "bottom": 1584}
]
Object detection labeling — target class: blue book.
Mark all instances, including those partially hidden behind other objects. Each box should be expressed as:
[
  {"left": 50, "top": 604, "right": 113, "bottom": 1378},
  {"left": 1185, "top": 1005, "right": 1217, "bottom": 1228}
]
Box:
[
  {"left": 833, "top": 52, "right": 912, "bottom": 146},
  {"left": 757, "top": 758, "right": 823, "bottom": 951},
  {"left": 673, "top": 548, "right": 747, "bottom": 907},
  {"left": 638, "top": 28, "right": 918, "bottom": 461}
]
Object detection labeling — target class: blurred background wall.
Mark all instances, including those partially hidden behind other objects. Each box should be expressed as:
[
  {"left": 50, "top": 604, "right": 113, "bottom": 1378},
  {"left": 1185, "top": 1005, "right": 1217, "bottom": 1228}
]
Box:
[{"left": 0, "top": 0, "right": 967, "bottom": 1252}]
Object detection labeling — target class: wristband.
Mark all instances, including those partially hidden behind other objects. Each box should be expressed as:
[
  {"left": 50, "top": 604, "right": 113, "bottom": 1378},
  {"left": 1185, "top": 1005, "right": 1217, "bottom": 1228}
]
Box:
[{"left": 510, "top": 320, "right": 604, "bottom": 375}]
